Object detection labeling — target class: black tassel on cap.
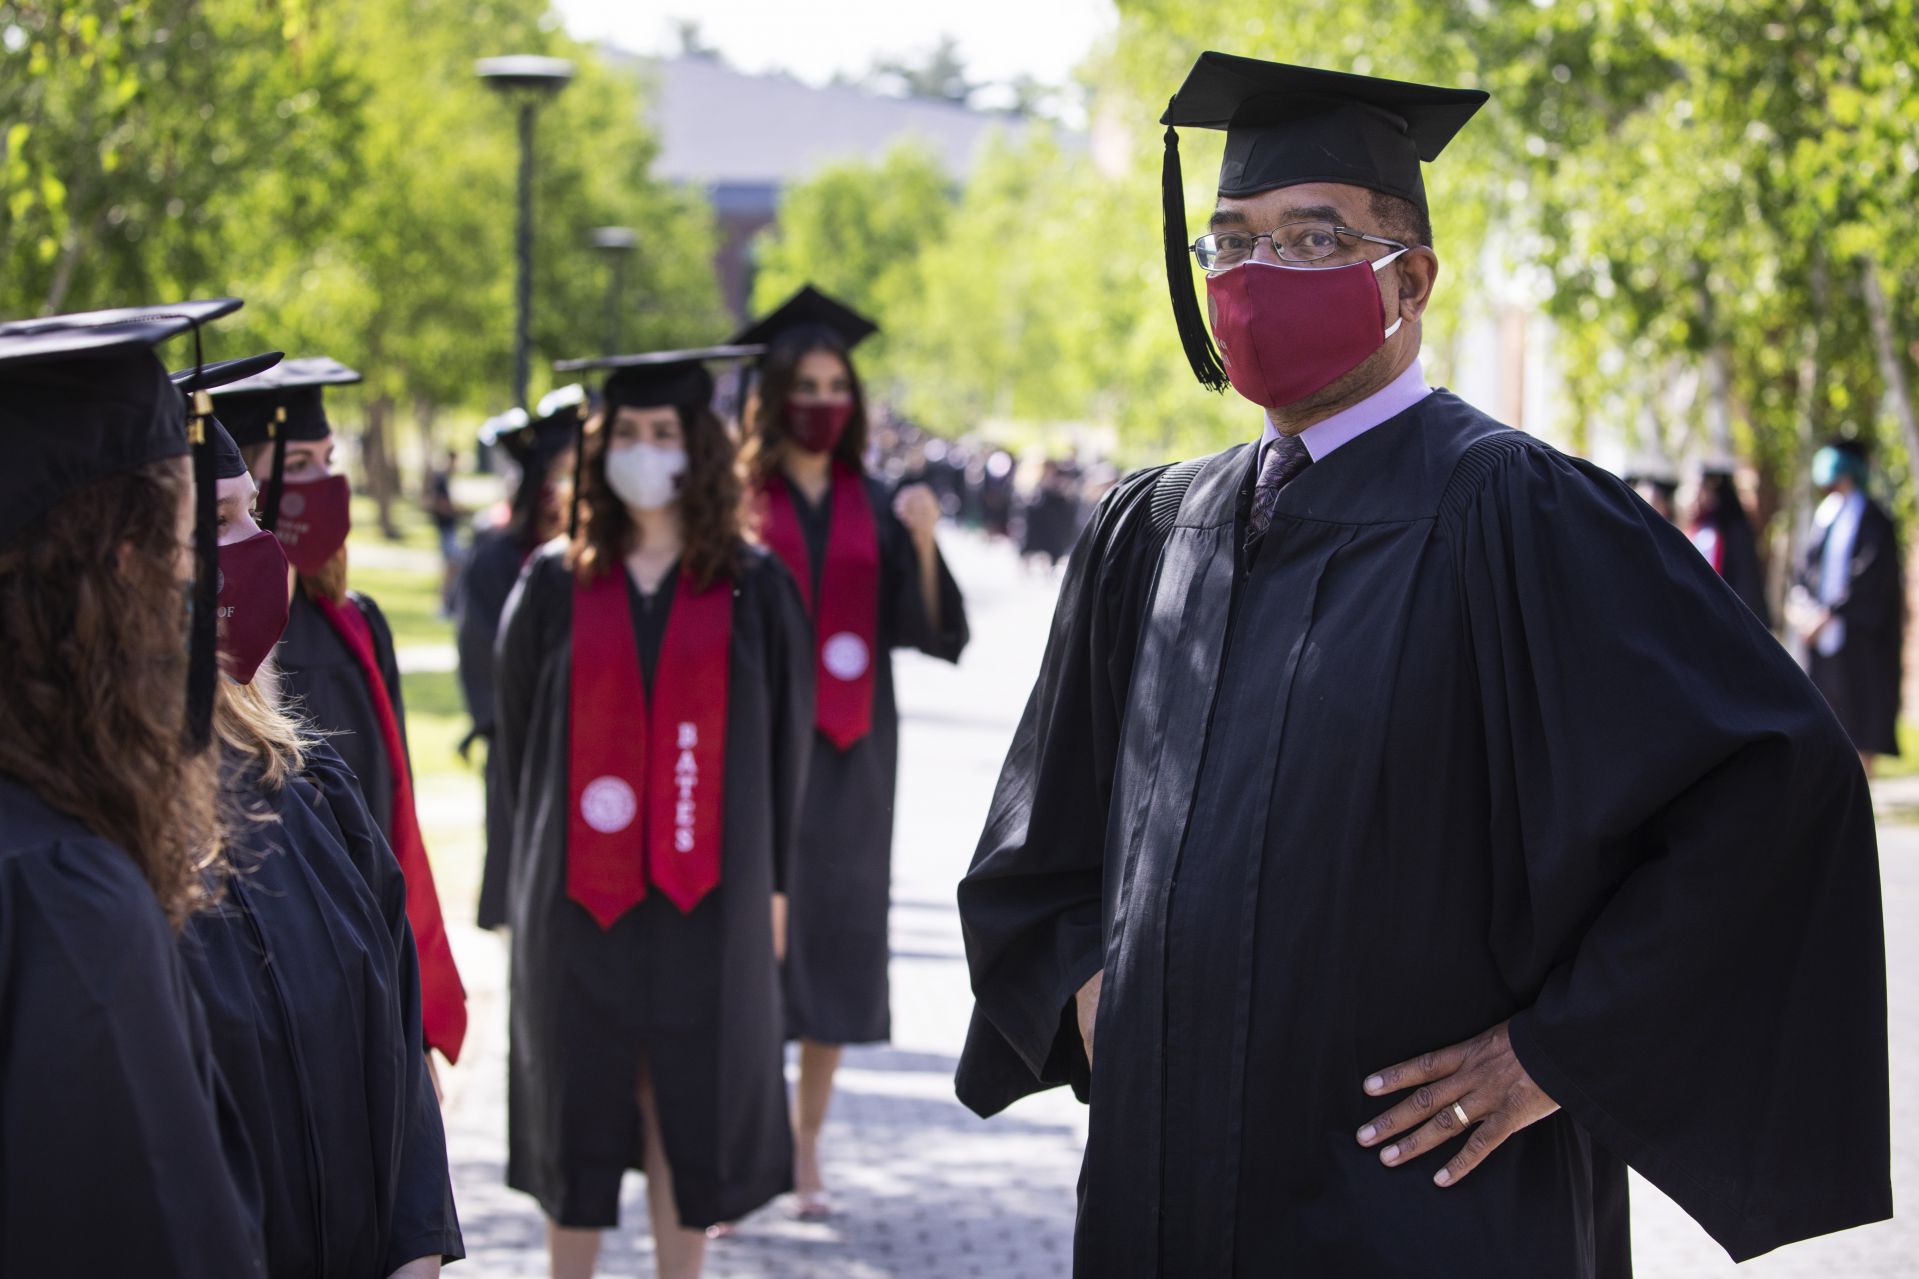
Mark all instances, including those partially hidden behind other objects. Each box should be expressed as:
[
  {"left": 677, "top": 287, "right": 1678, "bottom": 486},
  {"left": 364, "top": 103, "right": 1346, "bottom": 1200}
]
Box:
[
  {"left": 1162, "top": 113, "right": 1228, "bottom": 393},
  {"left": 568, "top": 409, "right": 588, "bottom": 541},
  {"left": 184, "top": 325, "right": 219, "bottom": 753},
  {"left": 261, "top": 409, "right": 289, "bottom": 531}
]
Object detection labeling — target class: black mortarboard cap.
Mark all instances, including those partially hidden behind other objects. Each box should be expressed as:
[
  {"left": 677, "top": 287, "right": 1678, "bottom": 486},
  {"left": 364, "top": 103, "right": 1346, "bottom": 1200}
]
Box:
[
  {"left": 1158, "top": 53, "right": 1489, "bottom": 390},
  {"left": 208, "top": 356, "right": 360, "bottom": 531},
  {"left": 209, "top": 355, "right": 361, "bottom": 447},
  {"left": 172, "top": 352, "right": 285, "bottom": 480},
  {"left": 551, "top": 345, "right": 765, "bottom": 536},
  {"left": 0, "top": 299, "right": 241, "bottom": 539},
  {"left": 484, "top": 391, "right": 589, "bottom": 544},
  {"left": 0, "top": 297, "right": 243, "bottom": 749},
  {"left": 491, "top": 387, "right": 587, "bottom": 468},
  {"left": 730, "top": 286, "right": 879, "bottom": 356},
  {"left": 555, "top": 344, "right": 765, "bottom": 414}
]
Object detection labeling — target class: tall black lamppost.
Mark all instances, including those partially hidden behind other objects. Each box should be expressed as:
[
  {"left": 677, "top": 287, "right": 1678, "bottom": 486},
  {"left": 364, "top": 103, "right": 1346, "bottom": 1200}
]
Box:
[
  {"left": 589, "top": 226, "right": 638, "bottom": 353},
  {"left": 477, "top": 54, "right": 574, "bottom": 411}
]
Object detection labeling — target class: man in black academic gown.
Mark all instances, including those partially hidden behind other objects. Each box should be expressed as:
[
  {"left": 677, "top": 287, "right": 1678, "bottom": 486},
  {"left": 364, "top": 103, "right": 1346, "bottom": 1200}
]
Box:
[
  {"left": 1795, "top": 438, "right": 1904, "bottom": 769},
  {"left": 957, "top": 53, "right": 1891, "bottom": 1278}
]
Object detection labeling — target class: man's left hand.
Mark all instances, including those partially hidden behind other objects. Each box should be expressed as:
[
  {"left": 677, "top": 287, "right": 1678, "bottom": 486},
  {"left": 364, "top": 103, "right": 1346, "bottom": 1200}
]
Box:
[{"left": 1355, "top": 1020, "right": 1559, "bottom": 1187}]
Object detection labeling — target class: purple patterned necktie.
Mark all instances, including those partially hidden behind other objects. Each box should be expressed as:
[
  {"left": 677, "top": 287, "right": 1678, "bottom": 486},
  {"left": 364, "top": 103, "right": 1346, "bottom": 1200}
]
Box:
[{"left": 1247, "top": 433, "right": 1313, "bottom": 543}]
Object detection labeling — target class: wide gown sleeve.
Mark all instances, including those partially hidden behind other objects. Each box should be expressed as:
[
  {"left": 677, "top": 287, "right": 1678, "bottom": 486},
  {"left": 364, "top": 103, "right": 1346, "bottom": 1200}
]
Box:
[
  {"left": 758, "top": 553, "right": 817, "bottom": 895},
  {"left": 955, "top": 467, "right": 1169, "bottom": 1117},
  {"left": 455, "top": 535, "right": 521, "bottom": 739},
  {"left": 1837, "top": 505, "right": 1903, "bottom": 636},
  {"left": 307, "top": 749, "right": 465, "bottom": 1270},
  {"left": 877, "top": 480, "right": 969, "bottom": 663},
  {"left": 1, "top": 842, "right": 267, "bottom": 1277},
  {"left": 1450, "top": 441, "right": 1891, "bottom": 1262},
  {"left": 494, "top": 551, "right": 561, "bottom": 865}
]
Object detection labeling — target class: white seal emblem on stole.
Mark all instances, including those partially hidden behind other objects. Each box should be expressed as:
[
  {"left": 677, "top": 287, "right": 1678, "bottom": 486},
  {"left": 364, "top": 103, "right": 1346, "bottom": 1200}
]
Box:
[{"left": 579, "top": 775, "right": 638, "bottom": 834}]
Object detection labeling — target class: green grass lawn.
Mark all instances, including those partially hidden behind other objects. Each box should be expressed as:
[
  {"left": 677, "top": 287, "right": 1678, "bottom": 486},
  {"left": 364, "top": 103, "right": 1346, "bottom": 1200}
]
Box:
[
  {"left": 1870, "top": 721, "right": 1919, "bottom": 778},
  {"left": 351, "top": 560, "right": 451, "bottom": 652}
]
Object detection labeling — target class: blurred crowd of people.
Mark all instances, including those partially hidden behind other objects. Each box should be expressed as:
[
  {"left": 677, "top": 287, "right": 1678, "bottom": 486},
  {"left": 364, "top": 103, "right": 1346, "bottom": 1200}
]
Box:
[{"left": 1625, "top": 440, "right": 1906, "bottom": 771}]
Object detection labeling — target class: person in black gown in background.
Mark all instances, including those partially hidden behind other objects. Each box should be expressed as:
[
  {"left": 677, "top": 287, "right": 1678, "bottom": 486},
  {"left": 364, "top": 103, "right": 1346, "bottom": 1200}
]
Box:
[
  {"left": 958, "top": 54, "right": 1888, "bottom": 1277},
  {"left": 173, "top": 354, "right": 463, "bottom": 1279},
  {"left": 1623, "top": 464, "right": 1679, "bottom": 524},
  {"left": 735, "top": 287, "right": 970, "bottom": 1216},
  {"left": 0, "top": 301, "right": 264, "bottom": 1277},
  {"left": 213, "top": 359, "right": 469, "bottom": 1067},
  {"left": 1686, "top": 462, "right": 1772, "bottom": 627},
  {"left": 497, "top": 348, "right": 814, "bottom": 1279},
  {"left": 1794, "top": 438, "right": 1905, "bottom": 770},
  {"left": 461, "top": 388, "right": 585, "bottom": 929}
]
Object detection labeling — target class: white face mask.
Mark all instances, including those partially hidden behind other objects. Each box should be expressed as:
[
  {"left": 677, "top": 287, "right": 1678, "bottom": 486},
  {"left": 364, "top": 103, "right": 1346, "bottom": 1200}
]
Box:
[{"left": 604, "top": 441, "right": 688, "bottom": 511}]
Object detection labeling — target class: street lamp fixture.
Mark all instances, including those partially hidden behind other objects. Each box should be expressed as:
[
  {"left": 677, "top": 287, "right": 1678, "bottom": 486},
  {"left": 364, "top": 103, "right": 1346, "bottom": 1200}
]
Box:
[
  {"left": 589, "top": 226, "right": 638, "bottom": 354},
  {"left": 477, "top": 54, "right": 575, "bottom": 413}
]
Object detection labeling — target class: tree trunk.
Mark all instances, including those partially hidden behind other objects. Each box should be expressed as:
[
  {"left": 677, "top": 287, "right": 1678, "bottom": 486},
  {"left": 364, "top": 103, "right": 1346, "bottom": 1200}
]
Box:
[
  {"left": 413, "top": 396, "right": 439, "bottom": 501},
  {"left": 1695, "top": 275, "right": 1735, "bottom": 458},
  {"left": 1860, "top": 256, "right": 1918, "bottom": 463},
  {"left": 362, "top": 394, "right": 402, "bottom": 542},
  {"left": 1774, "top": 261, "right": 1826, "bottom": 633},
  {"left": 42, "top": 203, "right": 104, "bottom": 316},
  {"left": 1860, "top": 256, "right": 1919, "bottom": 724}
]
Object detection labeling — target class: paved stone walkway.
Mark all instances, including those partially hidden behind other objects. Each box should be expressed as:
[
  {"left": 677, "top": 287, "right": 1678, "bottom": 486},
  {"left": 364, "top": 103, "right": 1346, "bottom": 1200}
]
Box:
[{"left": 431, "top": 532, "right": 1913, "bottom": 1277}]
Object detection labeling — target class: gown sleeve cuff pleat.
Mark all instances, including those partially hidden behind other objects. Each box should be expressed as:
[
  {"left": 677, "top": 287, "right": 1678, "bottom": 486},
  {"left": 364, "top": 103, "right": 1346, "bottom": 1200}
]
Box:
[{"left": 1508, "top": 1008, "right": 1893, "bottom": 1263}]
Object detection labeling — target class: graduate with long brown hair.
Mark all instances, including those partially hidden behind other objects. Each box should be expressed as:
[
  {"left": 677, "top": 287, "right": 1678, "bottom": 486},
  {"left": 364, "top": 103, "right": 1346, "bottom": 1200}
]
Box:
[
  {"left": 497, "top": 347, "right": 813, "bottom": 1279},
  {"left": 212, "top": 360, "right": 468, "bottom": 1067},
  {"left": 173, "top": 354, "right": 463, "bottom": 1279},
  {"left": 734, "top": 286, "right": 969, "bottom": 1216},
  {"left": 0, "top": 301, "right": 264, "bottom": 1276}
]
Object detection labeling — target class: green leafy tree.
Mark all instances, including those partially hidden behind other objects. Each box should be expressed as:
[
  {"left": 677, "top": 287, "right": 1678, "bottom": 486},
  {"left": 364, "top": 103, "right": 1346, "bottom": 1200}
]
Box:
[
  {"left": 751, "top": 141, "right": 954, "bottom": 383},
  {"left": 1, "top": 0, "right": 361, "bottom": 315},
  {"left": 3, "top": 0, "right": 728, "bottom": 534}
]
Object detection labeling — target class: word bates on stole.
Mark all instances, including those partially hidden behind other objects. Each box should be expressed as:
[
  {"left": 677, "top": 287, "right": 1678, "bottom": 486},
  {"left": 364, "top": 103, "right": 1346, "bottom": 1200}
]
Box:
[{"left": 578, "top": 721, "right": 704, "bottom": 853}]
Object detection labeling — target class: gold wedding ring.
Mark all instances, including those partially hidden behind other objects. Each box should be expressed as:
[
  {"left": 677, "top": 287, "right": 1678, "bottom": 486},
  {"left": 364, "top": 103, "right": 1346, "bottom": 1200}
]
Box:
[{"left": 1451, "top": 1102, "right": 1471, "bottom": 1127}]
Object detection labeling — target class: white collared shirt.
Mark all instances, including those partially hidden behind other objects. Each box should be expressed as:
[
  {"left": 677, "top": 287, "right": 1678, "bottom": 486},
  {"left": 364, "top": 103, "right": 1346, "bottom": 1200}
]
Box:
[{"left": 1256, "top": 359, "right": 1434, "bottom": 473}]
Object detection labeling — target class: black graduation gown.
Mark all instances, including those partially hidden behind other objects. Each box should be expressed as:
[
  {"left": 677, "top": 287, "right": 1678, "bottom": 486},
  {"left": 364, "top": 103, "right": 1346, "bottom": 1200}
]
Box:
[
  {"left": 957, "top": 392, "right": 1890, "bottom": 1277},
  {"left": 0, "top": 774, "right": 267, "bottom": 1278},
  {"left": 782, "top": 473, "right": 969, "bottom": 1044},
  {"left": 1021, "top": 487, "right": 1080, "bottom": 564},
  {"left": 277, "top": 587, "right": 409, "bottom": 838},
  {"left": 1802, "top": 498, "right": 1904, "bottom": 756},
  {"left": 1703, "top": 508, "right": 1773, "bottom": 628},
  {"left": 457, "top": 527, "right": 534, "bottom": 928},
  {"left": 180, "top": 743, "right": 463, "bottom": 1278},
  {"left": 496, "top": 544, "right": 814, "bottom": 1229}
]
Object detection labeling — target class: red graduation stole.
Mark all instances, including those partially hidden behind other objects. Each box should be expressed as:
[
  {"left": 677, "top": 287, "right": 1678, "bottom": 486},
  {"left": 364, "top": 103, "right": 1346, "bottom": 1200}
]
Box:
[
  {"left": 567, "top": 565, "right": 733, "bottom": 926},
  {"left": 312, "top": 594, "right": 470, "bottom": 1064},
  {"left": 760, "top": 464, "right": 880, "bottom": 750}
]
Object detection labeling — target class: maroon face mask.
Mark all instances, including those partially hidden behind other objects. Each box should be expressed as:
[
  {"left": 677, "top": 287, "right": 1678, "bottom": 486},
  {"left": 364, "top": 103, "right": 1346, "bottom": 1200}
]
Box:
[
  {"left": 273, "top": 473, "right": 352, "bottom": 574},
  {"left": 1204, "top": 251, "right": 1407, "bottom": 409},
  {"left": 786, "top": 400, "right": 855, "bottom": 454},
  {"left": 217, "top": 529, "right": 291, "bottom": 684}
]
